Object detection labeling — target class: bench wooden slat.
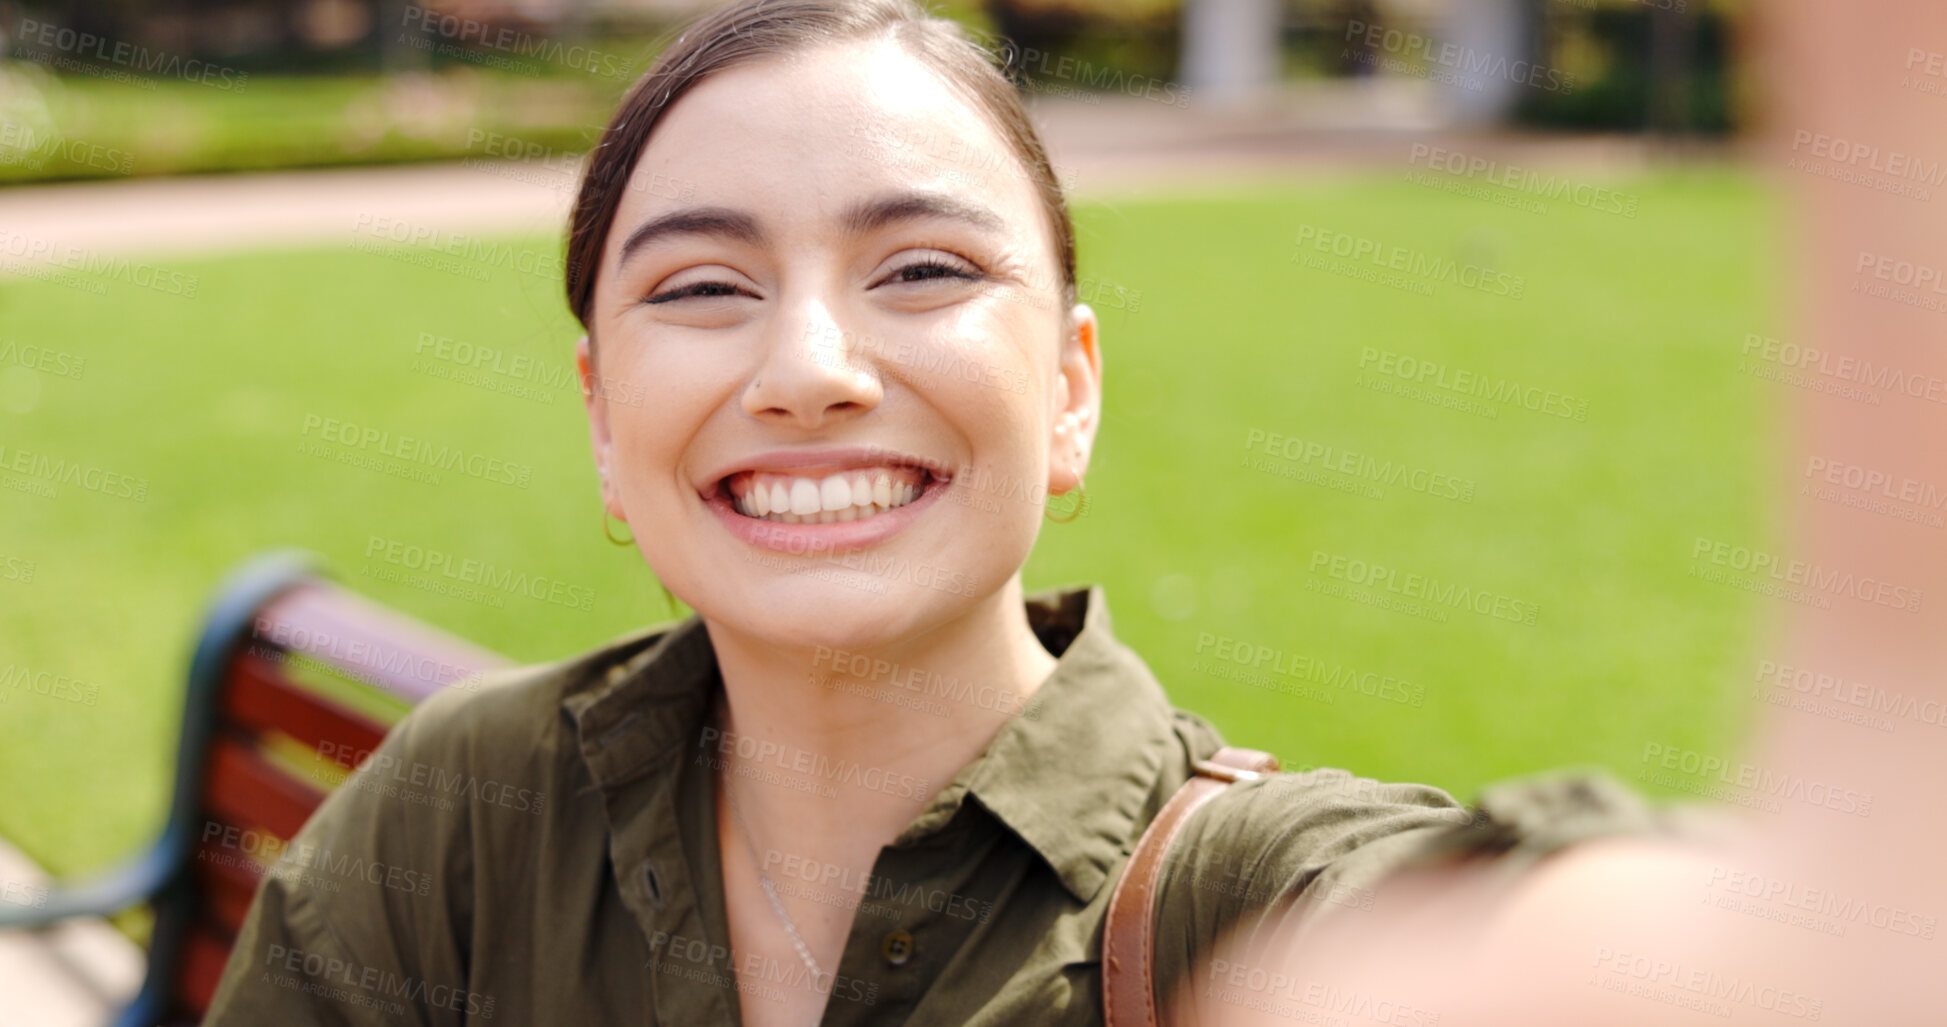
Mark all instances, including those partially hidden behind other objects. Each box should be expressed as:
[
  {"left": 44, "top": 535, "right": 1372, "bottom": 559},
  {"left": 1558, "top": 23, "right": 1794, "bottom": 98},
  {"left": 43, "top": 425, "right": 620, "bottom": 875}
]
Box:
[
  {"left": 202, "top": 737, "right": 325, "bottom": 844},
  {"left": 189, "top": 837, "right": 268, "bottom": 941},
  {"left": 222, "top": 649, "right": 390, "bottom": 764},
  {"left": 172, "top": 921, "right": 233, "bottom": 1020},
  {"left": 254, "top": 583, "right": 509, "bottom": 705}
]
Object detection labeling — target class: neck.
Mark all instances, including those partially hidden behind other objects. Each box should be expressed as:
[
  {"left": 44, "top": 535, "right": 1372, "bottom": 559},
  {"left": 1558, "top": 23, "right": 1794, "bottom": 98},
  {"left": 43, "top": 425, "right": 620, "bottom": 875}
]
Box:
[{"left": 701, "top": 576, "right": 1061, "bottom": 858}]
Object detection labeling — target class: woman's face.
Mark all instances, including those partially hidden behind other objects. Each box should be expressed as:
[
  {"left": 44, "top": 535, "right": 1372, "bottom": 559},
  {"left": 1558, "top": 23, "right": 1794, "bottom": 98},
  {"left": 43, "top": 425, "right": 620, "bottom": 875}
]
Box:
[{"left": 580, "top": 38, "right": 1099, "bottom": 651}]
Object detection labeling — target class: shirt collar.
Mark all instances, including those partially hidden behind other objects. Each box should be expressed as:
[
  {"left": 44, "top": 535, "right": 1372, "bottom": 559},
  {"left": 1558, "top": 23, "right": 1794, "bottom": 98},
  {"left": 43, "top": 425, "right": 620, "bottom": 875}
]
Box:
[{"left": 559, "top": 583, "right": 1182, "bottom": 905}]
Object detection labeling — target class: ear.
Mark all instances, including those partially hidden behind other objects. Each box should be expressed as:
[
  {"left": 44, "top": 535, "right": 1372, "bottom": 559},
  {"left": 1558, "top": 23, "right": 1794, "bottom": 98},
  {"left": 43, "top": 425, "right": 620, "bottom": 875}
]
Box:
[
  {"left": 577, "top": 334, "right": 622, "bottom": 518},
  {"left": 1048, "top": 303, "right": 1102, "bottom": 495}
]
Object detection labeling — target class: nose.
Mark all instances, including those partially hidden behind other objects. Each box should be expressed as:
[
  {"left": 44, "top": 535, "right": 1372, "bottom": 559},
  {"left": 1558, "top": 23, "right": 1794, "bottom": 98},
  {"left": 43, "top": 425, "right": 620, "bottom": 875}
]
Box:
[{"left": 741, "top": 296, "right": 883, "bottom": 430}]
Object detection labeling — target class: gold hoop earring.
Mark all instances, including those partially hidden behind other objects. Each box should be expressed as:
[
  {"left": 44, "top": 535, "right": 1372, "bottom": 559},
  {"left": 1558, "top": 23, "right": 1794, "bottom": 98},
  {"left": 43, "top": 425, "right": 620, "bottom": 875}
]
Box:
[
  {"left": 603, "top": 509, "right": 635, "bottom": 546},
  {"left": 1045, "top": 483, "right": 1086, "bottom": 523}
]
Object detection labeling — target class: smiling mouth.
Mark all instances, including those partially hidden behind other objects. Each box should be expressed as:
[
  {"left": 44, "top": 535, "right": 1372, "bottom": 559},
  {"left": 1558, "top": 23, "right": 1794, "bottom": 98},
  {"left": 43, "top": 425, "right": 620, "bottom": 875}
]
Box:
[{"left": 717, "top": 466, "right": 942, "bottom": 524}]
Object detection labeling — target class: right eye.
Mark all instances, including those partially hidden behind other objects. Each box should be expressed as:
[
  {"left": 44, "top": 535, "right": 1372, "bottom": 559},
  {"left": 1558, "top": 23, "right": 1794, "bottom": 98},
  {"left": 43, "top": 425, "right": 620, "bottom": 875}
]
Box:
[{"left": 644, "top": 280, "right": 752, "bottom": 304}]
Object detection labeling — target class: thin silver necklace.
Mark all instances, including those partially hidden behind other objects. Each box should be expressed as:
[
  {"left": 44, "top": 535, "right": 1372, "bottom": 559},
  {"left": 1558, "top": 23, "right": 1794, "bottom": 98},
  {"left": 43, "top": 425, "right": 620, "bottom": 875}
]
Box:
[{"left": 721, "top": 761, "right": 827, "bottom": 983}]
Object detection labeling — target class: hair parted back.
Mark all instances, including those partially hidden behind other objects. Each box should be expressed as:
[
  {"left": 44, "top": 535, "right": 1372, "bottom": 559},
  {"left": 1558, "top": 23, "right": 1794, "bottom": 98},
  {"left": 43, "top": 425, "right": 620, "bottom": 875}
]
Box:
[{"left": 564, "top": 0, "right": 1079, "bottom": 344}]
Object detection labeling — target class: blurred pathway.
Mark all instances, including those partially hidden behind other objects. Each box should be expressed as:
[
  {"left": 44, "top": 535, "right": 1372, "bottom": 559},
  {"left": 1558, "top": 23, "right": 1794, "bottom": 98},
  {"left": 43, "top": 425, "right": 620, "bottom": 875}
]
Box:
[{"left": 0, "top": 85, "right": 1702, "bottom": 272}]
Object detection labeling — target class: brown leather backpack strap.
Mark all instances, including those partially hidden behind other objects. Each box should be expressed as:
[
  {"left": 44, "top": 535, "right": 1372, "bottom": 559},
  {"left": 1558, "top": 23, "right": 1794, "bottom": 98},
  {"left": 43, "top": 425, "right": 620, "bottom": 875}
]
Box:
[{"left": 1103, "top": 746, "right": 1280, "bottom": 1027}]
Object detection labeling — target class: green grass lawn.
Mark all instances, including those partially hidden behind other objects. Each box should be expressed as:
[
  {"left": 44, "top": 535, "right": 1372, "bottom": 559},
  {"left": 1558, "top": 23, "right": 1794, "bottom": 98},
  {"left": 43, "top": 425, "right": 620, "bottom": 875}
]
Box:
[{"left": 0, "top": 169, "right": 1785, "bottom": 878}]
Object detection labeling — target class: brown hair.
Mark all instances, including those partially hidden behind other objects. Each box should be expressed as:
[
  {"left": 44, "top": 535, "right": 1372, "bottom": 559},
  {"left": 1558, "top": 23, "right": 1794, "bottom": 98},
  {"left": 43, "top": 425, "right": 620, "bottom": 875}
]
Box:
[{"left": 563, "top": 0, "right": 1078, "bottom": 349}]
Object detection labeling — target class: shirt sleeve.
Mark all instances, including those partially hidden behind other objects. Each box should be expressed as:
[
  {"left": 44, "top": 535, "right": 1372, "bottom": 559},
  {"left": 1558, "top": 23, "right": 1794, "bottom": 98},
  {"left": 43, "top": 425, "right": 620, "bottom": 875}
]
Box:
[
  {"left": 202, "top": 686, "right": 479, "bottom": 1027},
  {"left": 1149, "top": 766, "right": 1666, "bottom": 1021}
]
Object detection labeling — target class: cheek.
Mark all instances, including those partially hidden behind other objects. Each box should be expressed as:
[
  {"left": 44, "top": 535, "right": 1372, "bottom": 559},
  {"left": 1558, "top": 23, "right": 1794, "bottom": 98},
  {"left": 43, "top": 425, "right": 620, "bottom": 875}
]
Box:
[{"left": 601, "top": 352, "right": 712, "bottom": 497}]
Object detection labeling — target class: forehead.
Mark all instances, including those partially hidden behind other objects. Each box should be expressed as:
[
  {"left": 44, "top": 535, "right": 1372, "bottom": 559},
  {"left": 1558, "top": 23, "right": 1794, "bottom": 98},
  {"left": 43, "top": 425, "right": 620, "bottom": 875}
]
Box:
[{"left": 609, "top": 38, "right": 1048, "bottom": 252}]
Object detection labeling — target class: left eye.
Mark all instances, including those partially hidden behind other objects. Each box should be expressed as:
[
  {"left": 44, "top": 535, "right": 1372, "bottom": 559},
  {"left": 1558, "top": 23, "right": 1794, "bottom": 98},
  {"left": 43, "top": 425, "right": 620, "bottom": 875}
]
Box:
[{"left": 882, "top": 259, "right": 983, "bottom": 286}]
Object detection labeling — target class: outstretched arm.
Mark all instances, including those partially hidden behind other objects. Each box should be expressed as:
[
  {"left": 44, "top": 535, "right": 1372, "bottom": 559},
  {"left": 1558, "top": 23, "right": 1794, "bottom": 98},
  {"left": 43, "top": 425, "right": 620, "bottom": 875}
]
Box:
[{"left": 1186, "top": 0, "right": 1947, "bottom": 1022}]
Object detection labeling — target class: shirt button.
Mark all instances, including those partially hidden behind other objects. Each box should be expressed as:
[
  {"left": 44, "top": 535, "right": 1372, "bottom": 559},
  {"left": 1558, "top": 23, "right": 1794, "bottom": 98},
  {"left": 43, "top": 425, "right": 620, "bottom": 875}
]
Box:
[
  {"left": 636, "top": 860, "right": 664, "bottom": 908},
  {"left": 880, "top": 929, "right": 914, "bottom": 966}
]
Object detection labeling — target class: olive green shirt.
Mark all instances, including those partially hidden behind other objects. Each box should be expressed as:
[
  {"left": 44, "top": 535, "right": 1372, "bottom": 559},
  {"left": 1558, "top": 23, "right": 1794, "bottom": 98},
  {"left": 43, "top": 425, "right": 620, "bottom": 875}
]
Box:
[{"left": 204, "top": 584, "right": 1657, "bottom": 1025}]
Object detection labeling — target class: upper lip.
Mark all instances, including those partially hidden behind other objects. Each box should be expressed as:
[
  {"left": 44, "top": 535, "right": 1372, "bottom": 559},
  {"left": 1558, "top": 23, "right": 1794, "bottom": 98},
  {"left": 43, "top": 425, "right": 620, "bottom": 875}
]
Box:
[{"left": 698, "top": 446, "right": 955, "bottom": 496}]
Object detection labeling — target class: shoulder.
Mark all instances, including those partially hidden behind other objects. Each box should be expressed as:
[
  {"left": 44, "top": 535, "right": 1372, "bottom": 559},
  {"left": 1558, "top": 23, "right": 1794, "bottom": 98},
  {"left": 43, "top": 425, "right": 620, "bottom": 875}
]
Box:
[
  {"left": 383, "top": 621, "right": 677, "bottom": 784},
  {"left": 1164, "top": 767, "right": 1473, "bottom": 904},
  {"left": 290, "top": 620, "right": 684, "bottom": 874}
]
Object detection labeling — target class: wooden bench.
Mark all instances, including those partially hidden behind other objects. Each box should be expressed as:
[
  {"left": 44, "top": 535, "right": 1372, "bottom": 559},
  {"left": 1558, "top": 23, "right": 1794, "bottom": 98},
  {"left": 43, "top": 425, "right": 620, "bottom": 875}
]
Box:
[{"left": 0, "top": 550, "right": 509, "bottom": 1026}]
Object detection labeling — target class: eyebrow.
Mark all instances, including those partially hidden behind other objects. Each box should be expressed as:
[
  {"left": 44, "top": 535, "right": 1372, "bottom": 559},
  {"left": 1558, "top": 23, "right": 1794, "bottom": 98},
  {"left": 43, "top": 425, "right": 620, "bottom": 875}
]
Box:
[
  {"left": 616, "top": 191, "right": 1007, "bottom": 269},
  {"left": 617, "top": 207, "right": 764, "bottom": 268},
  {"left": 840, "top": 191, "right": 1007, "bottom": 238}
]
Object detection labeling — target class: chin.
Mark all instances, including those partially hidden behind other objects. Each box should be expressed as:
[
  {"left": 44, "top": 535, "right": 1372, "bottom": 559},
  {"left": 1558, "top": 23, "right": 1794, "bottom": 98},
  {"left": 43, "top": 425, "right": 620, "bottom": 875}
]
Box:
[{"left": 692, "top": 572, "right": 964, "bottom": 651}]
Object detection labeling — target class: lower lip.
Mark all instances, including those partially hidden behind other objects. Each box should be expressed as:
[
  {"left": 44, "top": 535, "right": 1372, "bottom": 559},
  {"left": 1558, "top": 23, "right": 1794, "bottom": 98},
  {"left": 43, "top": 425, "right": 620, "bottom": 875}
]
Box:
[{"left": 703, "top": 476, "right": 951, "bottom": 555}]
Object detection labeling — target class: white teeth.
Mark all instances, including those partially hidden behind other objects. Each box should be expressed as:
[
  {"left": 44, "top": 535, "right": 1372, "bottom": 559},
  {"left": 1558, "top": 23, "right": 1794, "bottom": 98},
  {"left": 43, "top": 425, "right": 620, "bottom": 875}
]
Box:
[
  {"left": 729, "top": 466, "right": 932, "bottom": 524},
  {"left": 790, "top": 478, "right": 822, "bottom": 516},
  {"left": 820, "top": 474, "right": 851, "bottom": 512}
]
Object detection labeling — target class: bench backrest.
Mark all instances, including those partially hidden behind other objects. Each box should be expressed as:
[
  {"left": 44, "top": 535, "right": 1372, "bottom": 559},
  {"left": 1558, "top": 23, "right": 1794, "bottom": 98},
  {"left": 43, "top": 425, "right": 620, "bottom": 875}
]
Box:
[{"left": 154, "top": 553, "right": 508, "bottom": 1023}]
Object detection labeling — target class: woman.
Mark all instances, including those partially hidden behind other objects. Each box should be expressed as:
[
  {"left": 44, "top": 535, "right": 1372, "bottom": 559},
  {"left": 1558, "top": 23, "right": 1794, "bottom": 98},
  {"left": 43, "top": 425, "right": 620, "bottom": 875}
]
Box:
[{"left": 203, "top": 1, "right": 1673, "bottom": 1024}]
